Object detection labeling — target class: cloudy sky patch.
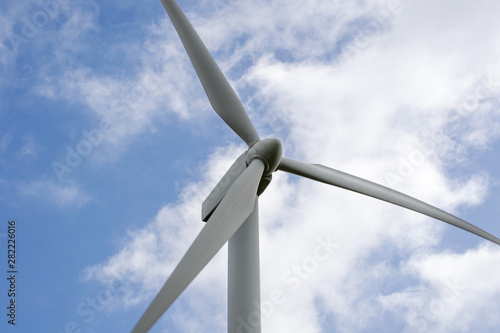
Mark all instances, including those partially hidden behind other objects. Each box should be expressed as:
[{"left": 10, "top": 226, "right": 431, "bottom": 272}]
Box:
[{"left": 1, "top": 0, "right": 500, "bottom": 332}]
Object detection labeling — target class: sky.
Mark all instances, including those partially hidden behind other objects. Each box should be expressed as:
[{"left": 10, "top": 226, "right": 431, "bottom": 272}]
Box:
[{"left": 1, "top": 0, "right": 500, "bottom": 332}]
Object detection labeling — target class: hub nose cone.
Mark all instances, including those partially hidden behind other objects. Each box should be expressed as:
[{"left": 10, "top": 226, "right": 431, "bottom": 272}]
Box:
[{"left": 245, "top": 138, "right": 283, "bottom": 176}]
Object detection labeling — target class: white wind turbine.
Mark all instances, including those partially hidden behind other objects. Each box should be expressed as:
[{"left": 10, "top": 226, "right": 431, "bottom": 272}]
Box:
[{"left": 131, "top": 1, "right": 500, "bottom": 332}]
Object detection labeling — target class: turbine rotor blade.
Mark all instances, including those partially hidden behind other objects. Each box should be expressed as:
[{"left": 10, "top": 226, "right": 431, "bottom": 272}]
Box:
[
  {"left": 131, "top": 159, "right": 266, "bottom": 333},
  {"left": 278, "top": 157, "right": 500, "bottom": 246},
  {"left": 160, "top": 0, "right": 261, "bottom": 146}
]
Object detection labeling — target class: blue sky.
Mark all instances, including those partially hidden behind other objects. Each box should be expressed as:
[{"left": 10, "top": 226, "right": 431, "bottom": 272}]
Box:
[{"left": 1, "top": 0, "right": 500, "bottom": 332}]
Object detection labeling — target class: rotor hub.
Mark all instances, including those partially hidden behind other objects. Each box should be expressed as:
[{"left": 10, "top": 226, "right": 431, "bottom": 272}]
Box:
[{"left": 245, "top": 138, "right": 283, "bottom": 176}]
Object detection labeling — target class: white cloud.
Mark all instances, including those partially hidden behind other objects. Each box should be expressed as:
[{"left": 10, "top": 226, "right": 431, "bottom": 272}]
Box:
[
  {"left": 16, "top": 134, "right": 40, "bottom": 161},
  {"left": 380, "top": 244, "right": 500, "bottom": 333},
  {"left": 83, "top": 0, "right": 500, "bottom": 332},
  {"left": 82, "top": 145, "right": 248, "bottom": 331},
  {"left": 0, "top": 2, "right": 33, "bottom": 64},
  {"left": 0, "top": 132, "right": 13, "bottom": 158},
  {"left": 0, "top": 1, "right": 90, "bottom": 63},
  {"left": 34, "top": 17, "right": 213, "bottom": 161},
  {"left": 0, "top": 12, "right": 15, "bottom": 65},
  {"left": 18, "top": 179, "right": 91, "bottom": 207}
]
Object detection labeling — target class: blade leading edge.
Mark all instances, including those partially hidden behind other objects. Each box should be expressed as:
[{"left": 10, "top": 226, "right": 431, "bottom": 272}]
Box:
[
  {"left": 131, "top": 159, "right": 265, "bottom": 333},
  {"left": 278, "top": 157, "right": 500, "bottom": 246},
  {"left": 160, "top": 0, "right": 261, "bottom": 146}
]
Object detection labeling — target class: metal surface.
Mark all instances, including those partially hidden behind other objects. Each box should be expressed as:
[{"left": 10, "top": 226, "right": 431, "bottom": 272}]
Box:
[
  {"left": 202, "top": 152, "right": 248, "bottom": 222},
  {"left": 131, "top": 159, "right": 265, "bottom": 333},
  {"left": 160, "top": 0, "right": 260, "bottom": 146},
  {"left": 131, "top": 1, "right": 500, "bottom": 332},
  {"left": 228, "top": 199, "right": 261, "bottom": 333},
  {"left": 278, "top": 157, "right": 500, "bottom": 246}
]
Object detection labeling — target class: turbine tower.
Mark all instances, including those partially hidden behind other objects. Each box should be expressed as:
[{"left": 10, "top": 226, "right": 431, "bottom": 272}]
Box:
[{"left": 131, "top": 1, "right": 500, "bottom": 332}]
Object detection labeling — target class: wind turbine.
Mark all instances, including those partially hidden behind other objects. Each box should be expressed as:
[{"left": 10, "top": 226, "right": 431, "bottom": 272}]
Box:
[{"left": 131, "top": 1, "right": 500, "bottom": 332}]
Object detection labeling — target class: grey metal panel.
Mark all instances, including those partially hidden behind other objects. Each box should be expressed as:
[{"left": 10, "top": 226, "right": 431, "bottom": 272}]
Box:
[
  {"left": 159, "top": 0, "right": 260, "bottom": 146},
  {"left": 131, "top": 159, "right": 265, "bottom": 333},
  {"left": 228, "top": 199, "right": 261, "bottom": 333},
  {"left": 278, "top": 157, "right": 500, "bottom": 246},
  {"left": 202, "top": 151, "right": 248, "bottom": 222}
]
